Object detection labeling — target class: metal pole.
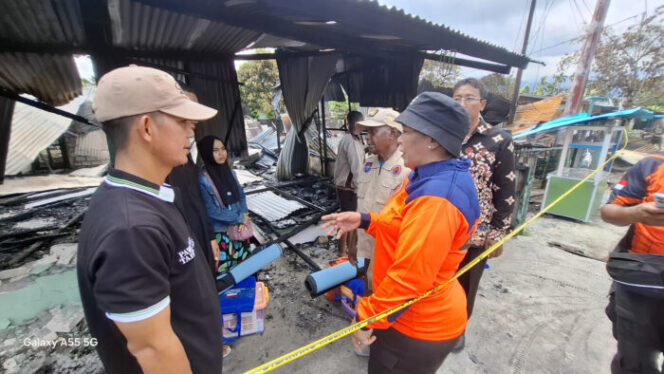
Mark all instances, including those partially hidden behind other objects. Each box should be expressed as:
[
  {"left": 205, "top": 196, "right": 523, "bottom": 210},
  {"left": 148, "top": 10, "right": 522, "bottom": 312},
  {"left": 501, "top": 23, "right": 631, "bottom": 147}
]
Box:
[
  {"left": 321, "top": 96, "right": 328, "bottom": 177},
  {"left": 317, "top": 103, "right": 325, "bottom": 177},
  {"left": 276, "top": 125, "right": 281, "bottom": 153},
  {"left": 508, "top": 0, "right": 537, "bottom": 124},
  {"left": 562, "top": 0, "right": 611, "bottom": 116}
]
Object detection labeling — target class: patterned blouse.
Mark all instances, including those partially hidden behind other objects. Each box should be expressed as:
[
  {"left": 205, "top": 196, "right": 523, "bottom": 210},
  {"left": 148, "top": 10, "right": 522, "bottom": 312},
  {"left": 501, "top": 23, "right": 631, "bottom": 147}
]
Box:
[{"left": 462, "top": 119, "right": 516, "bottom": 247}]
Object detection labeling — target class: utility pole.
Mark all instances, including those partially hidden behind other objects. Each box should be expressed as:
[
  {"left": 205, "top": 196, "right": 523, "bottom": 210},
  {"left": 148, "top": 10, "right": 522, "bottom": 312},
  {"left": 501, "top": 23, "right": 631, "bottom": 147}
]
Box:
[
  {"left": 508, "top": 0, "right": 537, "bottom": 125},
  {"left": 562, "top": 0, "right": 611, "bottom": 116}
]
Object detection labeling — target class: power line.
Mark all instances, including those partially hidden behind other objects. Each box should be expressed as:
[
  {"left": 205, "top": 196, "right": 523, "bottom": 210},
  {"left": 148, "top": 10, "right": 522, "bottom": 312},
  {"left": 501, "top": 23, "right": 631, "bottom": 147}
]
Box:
[
  {"left": 529, "top": 12, "right": 644, "bottom": 54},
  {"left": 513, "top": 0, "right": 532, "bottom": 52},
  {"left": 528, "top": 0, "right": 556, "bottom": 55},
  {"left": 567, "top": 0, "right": 585, "bottom": 33},
  {"left": 571, "top": 0, "right": 588, "bottom": 21},
  {"left": 530, "top": 0, "right": 556, "bottom": 84},
  {"left": 580, "top": 0, "right": 592, "bottom": 13}
]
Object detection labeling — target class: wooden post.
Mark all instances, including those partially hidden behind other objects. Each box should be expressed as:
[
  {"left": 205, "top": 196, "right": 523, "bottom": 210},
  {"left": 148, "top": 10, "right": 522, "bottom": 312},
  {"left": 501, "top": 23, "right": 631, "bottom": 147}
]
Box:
[
  {"left": 562, "top": 0, "right": 611, "bottom": 116},
  {"left": 508, "top": 0, "right": 537, "bottom": 124}
]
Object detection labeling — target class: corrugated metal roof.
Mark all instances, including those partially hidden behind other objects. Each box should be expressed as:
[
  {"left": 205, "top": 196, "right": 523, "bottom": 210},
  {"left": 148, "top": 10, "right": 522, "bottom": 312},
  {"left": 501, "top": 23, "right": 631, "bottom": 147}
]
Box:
[
  {"left": 224, "top": 0, "right": 530, "bottom": 68},
  {"left": 0, "top": 0, "right": 85, "bottom": 105},
  {"left": 233, "top": 169, "right": 263, "bottom": 185},
  {"left": 73, "top": 130, "right": 109, "bottom": 161},
  {"left": 248, "top": 127, "right": 279, "bottom": 152},
  {"left": 0, "top": 0, "right": 532, "bottom": 107},
  {"left": 0, "top": 53, "right": 82, "bottom": 106},
  {"left": 5, "top": 95, "right": 86, "bottom": 175},
  {"left": 509, "top": 95, "right": 564, "bottom": 135},
  {"left": 246, "top": 190, "right": 307, "bottom": 222},
  {"left": 110, "top": 0, "right": 260, "bottom": 54},
  {"left": 0, "top": 0, "right": 86, "bottom": 45}
]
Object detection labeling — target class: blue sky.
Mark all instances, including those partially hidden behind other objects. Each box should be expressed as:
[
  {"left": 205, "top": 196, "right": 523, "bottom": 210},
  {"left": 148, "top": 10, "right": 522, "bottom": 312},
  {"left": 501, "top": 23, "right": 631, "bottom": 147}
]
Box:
[{"left": 75, "top": 0, "right": 663, "bottom": 87}]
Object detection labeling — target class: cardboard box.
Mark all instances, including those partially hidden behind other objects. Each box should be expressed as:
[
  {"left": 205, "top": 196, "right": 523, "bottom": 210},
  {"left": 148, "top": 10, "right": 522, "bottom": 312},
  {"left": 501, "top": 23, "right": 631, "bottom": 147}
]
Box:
[{"left": 222, "top": 309, "right": 264, "bottom": 338}]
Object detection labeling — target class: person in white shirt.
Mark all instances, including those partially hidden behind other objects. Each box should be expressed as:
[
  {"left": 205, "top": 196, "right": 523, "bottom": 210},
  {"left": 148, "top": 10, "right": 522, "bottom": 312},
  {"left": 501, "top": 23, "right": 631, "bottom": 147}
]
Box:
[{"left": 333, "top": 111, "right": 365, "bottom": 256}]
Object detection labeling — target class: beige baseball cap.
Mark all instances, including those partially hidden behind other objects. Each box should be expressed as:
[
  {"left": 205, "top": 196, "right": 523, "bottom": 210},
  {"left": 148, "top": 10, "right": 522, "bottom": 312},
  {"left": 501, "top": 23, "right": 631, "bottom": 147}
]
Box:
[
  {"left": 92, "top": 65, "right": 218, "bottom": 123},
  {"left": 356, "top": 108, "right": 402, "bottom": 132}
]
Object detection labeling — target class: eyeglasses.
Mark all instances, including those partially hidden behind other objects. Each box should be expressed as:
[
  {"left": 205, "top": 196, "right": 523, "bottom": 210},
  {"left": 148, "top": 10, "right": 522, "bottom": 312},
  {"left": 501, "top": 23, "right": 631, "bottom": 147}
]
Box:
[{"left": 453, "top": 96, "right": 482, "bottom": 104}]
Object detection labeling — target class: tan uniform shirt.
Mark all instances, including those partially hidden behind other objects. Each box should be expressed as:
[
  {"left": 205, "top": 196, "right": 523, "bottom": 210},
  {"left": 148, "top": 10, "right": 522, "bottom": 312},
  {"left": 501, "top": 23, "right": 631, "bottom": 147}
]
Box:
[{"left": 356, "top": 149, "right": 410, "bottom": 259}]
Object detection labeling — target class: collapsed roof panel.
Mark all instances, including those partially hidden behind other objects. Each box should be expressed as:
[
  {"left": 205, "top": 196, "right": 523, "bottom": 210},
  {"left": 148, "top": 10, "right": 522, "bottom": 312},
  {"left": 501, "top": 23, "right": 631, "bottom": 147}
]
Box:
[
  {"left": 0, "top": 0, "right": 85, "bottom": 106},
  {"left": 0, "top": 53, "right": 82, "bottom": 107},
  {"left": 5, "top": 94, "right": 87, "bottom": 176},
  {"left": 246, "top": 190, "right": 307, "bottom": 222}
]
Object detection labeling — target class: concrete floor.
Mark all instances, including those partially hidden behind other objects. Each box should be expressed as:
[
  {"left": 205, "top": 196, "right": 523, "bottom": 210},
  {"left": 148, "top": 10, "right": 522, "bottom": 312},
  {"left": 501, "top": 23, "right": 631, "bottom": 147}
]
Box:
[{"left": 226, "top": 216, "right": 621, "bottom": 374}]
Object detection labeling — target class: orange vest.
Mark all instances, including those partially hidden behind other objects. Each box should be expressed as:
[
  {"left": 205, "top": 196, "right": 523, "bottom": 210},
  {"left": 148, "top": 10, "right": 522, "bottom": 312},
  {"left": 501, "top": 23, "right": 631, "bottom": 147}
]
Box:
[{"left": 357, "top": 161, "right": 479, "bottom": 341}]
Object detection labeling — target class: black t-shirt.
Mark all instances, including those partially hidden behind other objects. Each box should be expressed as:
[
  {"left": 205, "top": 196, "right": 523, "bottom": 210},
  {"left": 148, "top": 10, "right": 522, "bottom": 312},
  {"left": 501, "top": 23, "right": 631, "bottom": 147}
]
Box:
[
  {"left": 167, "top": 155, "right": 216, "bottom": 274},
  {"left": 77, "top": 169, "right": 222, "bottom": 374}
]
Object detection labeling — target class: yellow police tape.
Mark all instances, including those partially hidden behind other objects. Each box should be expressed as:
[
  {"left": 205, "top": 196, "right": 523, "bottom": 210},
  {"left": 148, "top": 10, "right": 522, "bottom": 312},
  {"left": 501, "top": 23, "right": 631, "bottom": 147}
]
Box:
[{"left": 244, "top": 129, "right": 629, "bottom": 374}]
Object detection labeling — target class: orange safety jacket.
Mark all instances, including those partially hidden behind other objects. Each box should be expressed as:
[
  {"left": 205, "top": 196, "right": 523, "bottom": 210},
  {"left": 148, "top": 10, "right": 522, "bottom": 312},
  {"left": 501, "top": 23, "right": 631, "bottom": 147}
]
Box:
[
  {"left": 356, "top": 158, "right": 480, "bottom": 341},
  {"left": 607, "top": 155, "right": 664, "bottom": 254}
]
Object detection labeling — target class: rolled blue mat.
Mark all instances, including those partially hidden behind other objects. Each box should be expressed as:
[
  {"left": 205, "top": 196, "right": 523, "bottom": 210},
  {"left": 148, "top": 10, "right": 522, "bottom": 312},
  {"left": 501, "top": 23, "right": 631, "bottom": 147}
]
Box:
[
  {"left": 305, "top": 258, "right": 367, "bottom": 298},
  {"left": 230, "top": 244, "right": 283, "bottom": 284}
]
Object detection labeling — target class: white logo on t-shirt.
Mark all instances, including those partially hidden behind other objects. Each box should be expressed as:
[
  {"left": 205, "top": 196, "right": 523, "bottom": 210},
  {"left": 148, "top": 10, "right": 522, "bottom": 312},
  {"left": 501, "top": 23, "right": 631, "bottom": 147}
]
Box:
[{"left": 177, "top": 237, "right": 196, "bottom": 265}]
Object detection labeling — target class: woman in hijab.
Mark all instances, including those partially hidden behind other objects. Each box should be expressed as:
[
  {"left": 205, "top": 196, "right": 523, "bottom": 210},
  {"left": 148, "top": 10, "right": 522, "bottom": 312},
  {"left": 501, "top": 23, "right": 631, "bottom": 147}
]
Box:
[{"left": 198, "top": 135, "right": 253, "bottom": 274}]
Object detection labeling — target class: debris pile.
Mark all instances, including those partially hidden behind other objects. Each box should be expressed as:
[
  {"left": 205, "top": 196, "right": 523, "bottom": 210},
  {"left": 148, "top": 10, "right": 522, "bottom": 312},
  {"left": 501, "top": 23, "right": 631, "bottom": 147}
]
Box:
[{"left": 0, "top": 190, "right": 90, "bottom": 271}]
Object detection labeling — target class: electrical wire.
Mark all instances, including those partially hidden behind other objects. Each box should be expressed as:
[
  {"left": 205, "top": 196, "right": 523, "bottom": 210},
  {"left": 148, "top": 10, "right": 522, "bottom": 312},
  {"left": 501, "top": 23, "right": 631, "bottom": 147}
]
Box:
[
  {"left": 567, "top": 0, "right": 588, "bottom": 34},
  {"left": 513, "top": 0, "right": 532, "bottom": 52},
  {"left": 530, "top": 12, "right": 645, "bottom": 54},
  {"left": 528, "top": 0, "right": 556, "bottom": 55}
]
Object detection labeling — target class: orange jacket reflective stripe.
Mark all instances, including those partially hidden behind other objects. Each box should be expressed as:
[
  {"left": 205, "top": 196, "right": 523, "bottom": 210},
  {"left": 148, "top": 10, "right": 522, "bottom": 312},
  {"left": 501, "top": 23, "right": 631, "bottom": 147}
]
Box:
[{"left": 357, "top": 159, "right": 480, "bottom": 341}]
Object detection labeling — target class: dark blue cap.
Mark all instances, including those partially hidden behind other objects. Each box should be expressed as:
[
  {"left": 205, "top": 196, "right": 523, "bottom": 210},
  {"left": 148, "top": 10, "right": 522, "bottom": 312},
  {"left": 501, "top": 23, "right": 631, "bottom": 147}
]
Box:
[{"left": 395, "top": 92, "right": 470, "bottom": 156}]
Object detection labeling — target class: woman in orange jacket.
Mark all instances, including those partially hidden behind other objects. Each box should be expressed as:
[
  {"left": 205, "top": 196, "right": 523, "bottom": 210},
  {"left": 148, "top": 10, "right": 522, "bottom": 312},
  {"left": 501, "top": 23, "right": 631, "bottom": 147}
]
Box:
[{"left": 323, "top": 92, "right": 480, "bottom": 374}]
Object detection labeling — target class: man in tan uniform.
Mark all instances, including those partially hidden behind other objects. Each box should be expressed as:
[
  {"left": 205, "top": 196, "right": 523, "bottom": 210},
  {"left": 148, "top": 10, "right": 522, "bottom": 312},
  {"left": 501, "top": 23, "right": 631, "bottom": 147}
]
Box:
[{"left": 354, "top": 108, "right": 410, "bottom": 288}]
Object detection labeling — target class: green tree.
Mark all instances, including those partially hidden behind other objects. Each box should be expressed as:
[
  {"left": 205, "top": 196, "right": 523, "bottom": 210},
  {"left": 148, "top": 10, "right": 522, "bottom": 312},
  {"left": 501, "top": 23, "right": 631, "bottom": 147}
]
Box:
[
  {"left": 237, "top": 58, "right": 280, "bottom": 118},
  {"left": 328, "top": 98, "right": 359, "bottom": 120},
  {"left": 531, "top": 74, "right": 567, "bottom": 96},
  {"left": 558, "top": 6, "right": 664, "bottom": 109},
  {"left": 81, "top": 77, "right": 95, "bottom": 87},
  {"left": 479, "top": 73, "right": 515, "bottom": 100},
  {"left": 418, "top": 59, "right": 462, "bottom": 88},
  {"left": 520, "top": 84, "right": 531, "bottom": 94}
]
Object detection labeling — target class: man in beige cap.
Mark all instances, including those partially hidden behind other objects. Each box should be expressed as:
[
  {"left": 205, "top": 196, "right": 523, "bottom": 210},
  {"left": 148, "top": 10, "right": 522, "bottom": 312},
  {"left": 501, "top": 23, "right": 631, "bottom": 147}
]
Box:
[
  {"left": 353, "top": 108, "right": 410, "bottom": 290},
  {"left": 77, "top": 65, "right": 222, "bottom": 374}
]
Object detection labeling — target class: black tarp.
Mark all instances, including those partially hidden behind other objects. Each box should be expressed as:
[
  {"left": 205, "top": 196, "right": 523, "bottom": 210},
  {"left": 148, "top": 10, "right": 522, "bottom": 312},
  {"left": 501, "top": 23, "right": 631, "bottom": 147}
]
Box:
[
  {"left": 335, "top": 54, "right": 424, "bottom": 111},
  {"left": 275, "top": 51, "right": 339, "bottom": 179},
  {"left": 0, "top": 96, "right": 15, "bottom": 183},
  {"left": 188, "top": 58, "right": 247, "bottom": 158}
]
